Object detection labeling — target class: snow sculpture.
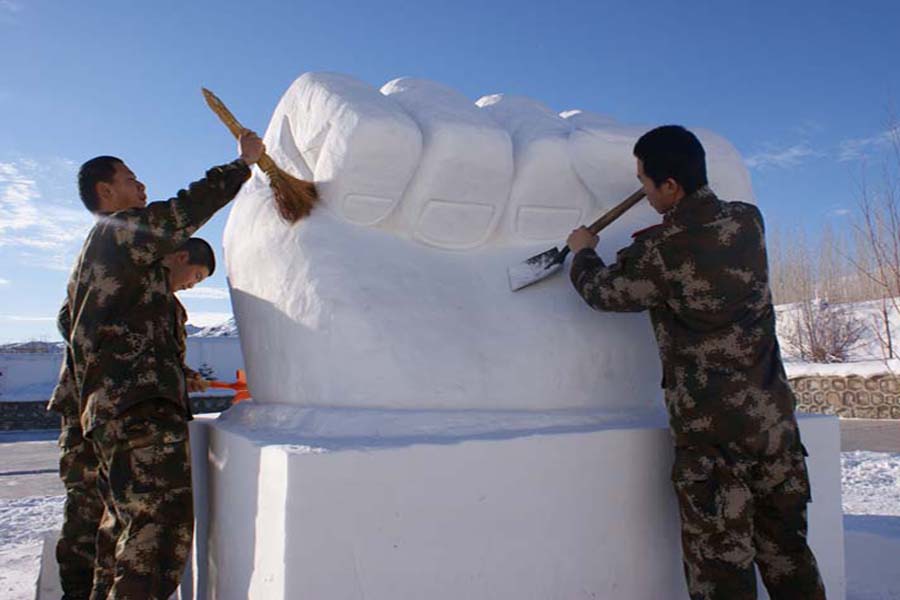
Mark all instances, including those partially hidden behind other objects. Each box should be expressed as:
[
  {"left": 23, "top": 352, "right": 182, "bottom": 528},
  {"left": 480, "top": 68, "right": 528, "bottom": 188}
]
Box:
[
  {"left": 476, "top": 94, "right": 594, "bottom": 243},
  {"left": 381, "top": 78, "right": 513, "bottom": 249},
  {"left": 223, "top": 72, "right": 755, "bottom": 412}
]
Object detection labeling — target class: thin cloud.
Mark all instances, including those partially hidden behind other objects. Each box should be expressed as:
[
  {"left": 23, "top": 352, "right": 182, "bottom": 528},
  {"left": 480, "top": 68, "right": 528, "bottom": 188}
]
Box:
[
  {"left": 0, "top": 277, "right": 8, "bottom": 285},
  {"left": 177, "top": 286, "right": 231, "bottom": 300},
  {"left": 829, "top": 208, "right": 852, "bottom": 217},
  {"left": 0, "top": 158, "right": 93, "bottom": 270},
  {"left": 746, "top": 144, "right": 818, "bottom": 170},
  {"left": 791, "top": 120, "right": 824, "bottom": 137},
  {"left": 838, "top": 126, "right": 900, "bottom": 162},
  {"left": 0, "top": 0, "right": 21, "bottom": 24}
]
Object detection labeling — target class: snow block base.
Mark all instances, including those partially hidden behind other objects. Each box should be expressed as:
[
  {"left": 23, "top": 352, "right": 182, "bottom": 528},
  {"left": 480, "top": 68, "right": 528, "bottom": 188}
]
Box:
[{"left": 200, "top": 408, "right": 845, "bottom": 600}]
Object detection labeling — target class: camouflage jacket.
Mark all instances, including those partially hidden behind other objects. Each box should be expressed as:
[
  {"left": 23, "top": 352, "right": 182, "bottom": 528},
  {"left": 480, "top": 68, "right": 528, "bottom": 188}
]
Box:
[
  {"left": 570, "top": 186, "right": 800, "bottom": 456},
  {"left": 49, "top": 294, "right": 198, "bottom": 418},
  {"left": 62, "top": 160, "right": 250, "bottom": 434},
  {"left": 48, "top": 301, "right": 78, "bottom": 419}
]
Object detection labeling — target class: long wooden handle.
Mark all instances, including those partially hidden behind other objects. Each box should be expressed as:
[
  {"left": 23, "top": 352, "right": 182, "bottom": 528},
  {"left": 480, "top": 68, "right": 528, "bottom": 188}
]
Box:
[
  {"left": 202, "top": 87, "right": 245, "bottom": 136},
  {"left": 555, "top": 188, "right": 647, "bottom": 263},
  {"left": 202, "top": 87, "right": 277, "bottom": 172},
  {"left": 586, "top": 188, "right": 646, "bottom": 235}
]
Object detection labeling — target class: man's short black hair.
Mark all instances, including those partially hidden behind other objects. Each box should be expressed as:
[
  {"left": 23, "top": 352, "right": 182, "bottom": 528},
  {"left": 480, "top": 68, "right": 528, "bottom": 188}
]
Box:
[
  {"left": 78, "top": 156, "right": 123, "bottom": 213},
  {"left": 633, "top": 125, "right": 708, "bottom": 195},
  {"left": 178, "top": 238, "right": 216, "bottom": 277}
]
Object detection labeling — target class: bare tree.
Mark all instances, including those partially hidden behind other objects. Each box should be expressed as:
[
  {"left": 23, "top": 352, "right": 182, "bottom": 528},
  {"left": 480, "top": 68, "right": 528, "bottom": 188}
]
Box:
[
  {"left": 765, "top": 116, "right": 900, "bottom": 363},
  {"left": 769, "top": 210, "right": 874, "bottom": 362},
  {"left": 849, "top": 122, "right": 900, "bottom": 359},
  {"left": 768, "top": 226, "right": 816, "bottom": 305},
  {"left": 781, "top": 299, "right": 867, "bottom": 362}
]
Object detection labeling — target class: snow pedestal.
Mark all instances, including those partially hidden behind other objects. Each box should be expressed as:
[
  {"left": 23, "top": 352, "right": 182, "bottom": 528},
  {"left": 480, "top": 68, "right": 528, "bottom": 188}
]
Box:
[
  {"left": 181, "top": 415, "right": 216, "bottom": 600},
  {"left": 195, "top": 408, "right": 844, "bottom": 600}
]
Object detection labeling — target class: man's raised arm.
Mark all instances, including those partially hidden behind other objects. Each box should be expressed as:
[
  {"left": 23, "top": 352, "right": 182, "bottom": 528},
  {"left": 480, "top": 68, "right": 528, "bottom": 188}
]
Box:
[{"left": 119, "top": 130, "right": 264, "bottom": 266}]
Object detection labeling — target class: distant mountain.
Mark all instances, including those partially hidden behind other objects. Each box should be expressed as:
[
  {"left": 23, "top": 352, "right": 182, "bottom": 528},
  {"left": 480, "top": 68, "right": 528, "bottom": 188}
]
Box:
[
  {"left": 1, "top": 316, "right": 238, "bottom": 354},
  {"left": 0, "top": 341, "right": 64, "bottom": 354},
  {"left": 189, "top": 317, "right": 239, "bottom": 338}
]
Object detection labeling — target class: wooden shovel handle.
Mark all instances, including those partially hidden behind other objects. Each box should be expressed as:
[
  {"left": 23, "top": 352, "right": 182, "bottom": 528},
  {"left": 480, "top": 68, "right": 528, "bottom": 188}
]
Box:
[
  {"left": 586, "top": 188, "right": 646, "bottom": 235},
  {"left": 555, "top": 188, "right": 647, "bottom": 264}
]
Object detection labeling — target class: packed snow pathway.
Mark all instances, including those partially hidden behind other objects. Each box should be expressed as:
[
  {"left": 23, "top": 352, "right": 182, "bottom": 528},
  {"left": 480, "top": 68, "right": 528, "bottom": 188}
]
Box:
[
  {"left": 0, "top": 431, "right": 61, "bottom": 500},
  {"left": 840, "top": 418, "right": 900, "bottom": 452}
]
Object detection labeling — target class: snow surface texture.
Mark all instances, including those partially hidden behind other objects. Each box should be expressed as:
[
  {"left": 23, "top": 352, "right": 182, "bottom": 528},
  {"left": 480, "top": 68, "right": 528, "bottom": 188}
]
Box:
[
  {"left": 842, "top": 450, "right": 900, "bottom": 515},
  {"left": 223, "top": 72, "right": 755, "bottom": 411},
  {"left": 0, "top": 495, "right": 63, "bottom": 600},
  {"left": 841, "top": 451, "right": 900, "bottom": 600}
]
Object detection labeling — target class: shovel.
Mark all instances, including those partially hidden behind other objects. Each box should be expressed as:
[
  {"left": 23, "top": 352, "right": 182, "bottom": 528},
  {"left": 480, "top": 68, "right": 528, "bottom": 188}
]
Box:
[
  {"left": 209, "top": 369, "right": 251, "bottom": 404},
  {"left": 507, "top": 188, "right": 646, "bottom": 291}
]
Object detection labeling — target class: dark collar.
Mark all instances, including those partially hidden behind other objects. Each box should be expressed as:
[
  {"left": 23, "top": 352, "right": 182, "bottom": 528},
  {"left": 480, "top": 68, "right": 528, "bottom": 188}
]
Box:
[{"left": 663, "top": 186, "right": 718, "bottom": 226}]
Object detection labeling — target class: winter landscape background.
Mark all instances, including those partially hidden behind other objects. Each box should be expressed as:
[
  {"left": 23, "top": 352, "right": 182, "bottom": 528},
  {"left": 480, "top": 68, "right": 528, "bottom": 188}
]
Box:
[{"left": 4, "top": 0, "right": 900, "bottom": 598}]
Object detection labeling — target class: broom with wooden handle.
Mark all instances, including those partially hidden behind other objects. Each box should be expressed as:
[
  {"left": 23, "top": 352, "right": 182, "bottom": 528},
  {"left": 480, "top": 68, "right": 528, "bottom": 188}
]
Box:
[{"left": 202, "top": 87, "right": 318, "bottom": 223}]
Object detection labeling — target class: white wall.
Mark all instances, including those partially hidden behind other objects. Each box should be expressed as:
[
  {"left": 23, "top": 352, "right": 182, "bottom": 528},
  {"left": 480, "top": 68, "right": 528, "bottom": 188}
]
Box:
[
  {"left": 0, "top": 352, "right": 63, "bottom": 401},
  {"left": 184, "top": 338, "right": 244, "bottom": 382},
  {"left": 0, "top": 338, "right": 243, "bottom": 402}
]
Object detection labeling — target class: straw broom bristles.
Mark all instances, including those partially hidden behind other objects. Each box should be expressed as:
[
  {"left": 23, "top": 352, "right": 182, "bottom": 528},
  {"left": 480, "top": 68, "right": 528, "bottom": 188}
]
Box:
[{"left": 202, "top": 87, "right": 318, "bottom": 223}]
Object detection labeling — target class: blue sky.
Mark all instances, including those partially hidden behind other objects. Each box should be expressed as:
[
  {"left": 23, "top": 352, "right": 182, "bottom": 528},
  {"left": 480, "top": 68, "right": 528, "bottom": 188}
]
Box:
[{"left": 1, "top": 0, "right": 899, "bottom": 342}]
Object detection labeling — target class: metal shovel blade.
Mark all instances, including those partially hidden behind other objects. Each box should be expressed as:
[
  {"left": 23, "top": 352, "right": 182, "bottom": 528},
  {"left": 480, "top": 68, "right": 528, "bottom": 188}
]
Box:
[
  {"left": 508, "top": 246, "right": 565, "bottom": 291},
  {"left": 506, "top": 189, "right": 646, "bottom": 292}
]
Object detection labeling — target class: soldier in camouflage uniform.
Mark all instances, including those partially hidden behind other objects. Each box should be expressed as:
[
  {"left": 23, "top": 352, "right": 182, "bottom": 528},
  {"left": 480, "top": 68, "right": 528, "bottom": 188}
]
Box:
[
  {"left": 49, "top": 237, "right": 219, "bottom": 599},
  {"left": 49, "top": 303, "right": 106, "bottom": 600},
  {"left": 567, "top": 125, "right": 826, "bottom": 599},
  {"left": 166, "top": 238, "right": 219, "bottom": 397},
  {"left": 58, "top": 130, "right": 262, "bottom": 599}
]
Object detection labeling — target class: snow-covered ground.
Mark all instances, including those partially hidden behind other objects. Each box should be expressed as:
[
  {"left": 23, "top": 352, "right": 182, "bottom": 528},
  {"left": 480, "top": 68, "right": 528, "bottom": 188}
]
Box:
[
  {"left": 842, "top": 451, "right": 900, "bottom": 515},
  {"left": 840, "top": 451, "right": 900, "bottom": 600},
  {"left": 1, "top": 451, "right": 897, "bottom": 599},
  {"left": 0, "top": 494, "right": 63, "bottom": 599},
  {"left": 778, "top": 299, "right": 900, "bottom": 379}
]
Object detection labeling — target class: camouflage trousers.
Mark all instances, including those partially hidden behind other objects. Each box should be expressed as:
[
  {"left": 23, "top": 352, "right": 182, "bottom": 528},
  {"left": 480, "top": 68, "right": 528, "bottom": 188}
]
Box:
[
  {"left": 89, "top": 401, "right": 194, "bottom": 600},
  {"left": 57, "top": 417, "right": 105, "bottom": 600},
  {"left": 672, "top": 445, "right": 826, "bottom": 600}
]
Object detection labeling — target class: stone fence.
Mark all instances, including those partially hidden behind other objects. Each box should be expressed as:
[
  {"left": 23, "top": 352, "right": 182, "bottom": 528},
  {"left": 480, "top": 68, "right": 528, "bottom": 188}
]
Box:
[{"left": 791, "top": 374, "right": 900, "bottom": 419}]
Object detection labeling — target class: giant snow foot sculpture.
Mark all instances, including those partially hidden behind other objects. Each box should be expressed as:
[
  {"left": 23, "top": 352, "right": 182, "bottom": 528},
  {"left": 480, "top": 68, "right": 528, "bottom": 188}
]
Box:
[
  {"left": 188, "top": 72, "right": 846, "bottom": 599},
  {"left": 223, "top": 72, "right": 755, "bottom": 412}
]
